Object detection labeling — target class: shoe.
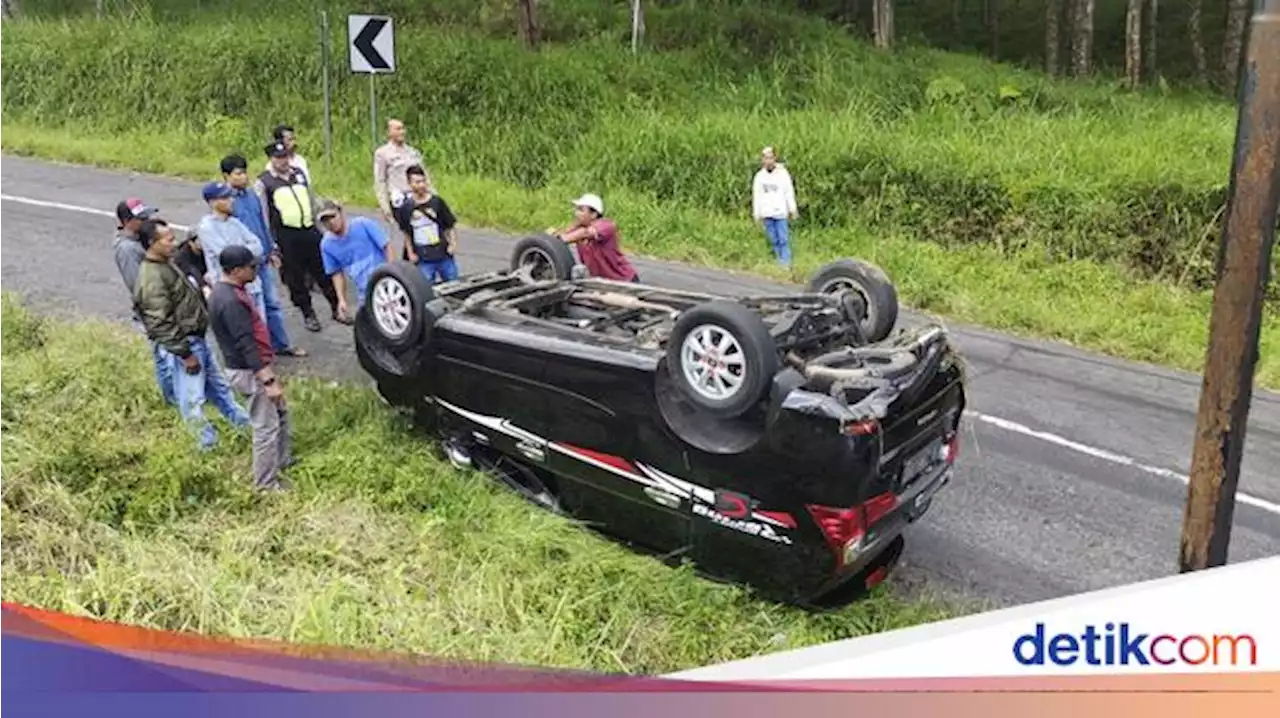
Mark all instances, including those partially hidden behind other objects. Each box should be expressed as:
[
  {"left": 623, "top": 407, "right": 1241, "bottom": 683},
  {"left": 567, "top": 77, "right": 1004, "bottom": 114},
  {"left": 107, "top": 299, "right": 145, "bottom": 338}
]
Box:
[
  {"left": 331, "top": 310, "right": 354, "bottom": 326},
  {"left": 303, "top": 315, "right": 321, "bottom": 332},
  {"left": 277, "top": 346, "right": 308, "bottom": 357}
]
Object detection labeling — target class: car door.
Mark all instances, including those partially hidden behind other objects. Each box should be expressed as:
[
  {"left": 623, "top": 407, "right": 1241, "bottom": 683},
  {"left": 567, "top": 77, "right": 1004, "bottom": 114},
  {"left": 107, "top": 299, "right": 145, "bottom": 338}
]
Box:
[
  {"left": 539, "top": 348, "right": 693, "bottom": 558},
  {"left": 431, "top": 323, "right": 551, "bottom": 465}
]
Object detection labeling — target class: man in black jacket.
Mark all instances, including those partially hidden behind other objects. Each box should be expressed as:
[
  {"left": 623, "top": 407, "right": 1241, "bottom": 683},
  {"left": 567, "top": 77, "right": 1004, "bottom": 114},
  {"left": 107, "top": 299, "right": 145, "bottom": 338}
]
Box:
[{"left": 208, "top": 245, "right": 293, "bottom": 492}]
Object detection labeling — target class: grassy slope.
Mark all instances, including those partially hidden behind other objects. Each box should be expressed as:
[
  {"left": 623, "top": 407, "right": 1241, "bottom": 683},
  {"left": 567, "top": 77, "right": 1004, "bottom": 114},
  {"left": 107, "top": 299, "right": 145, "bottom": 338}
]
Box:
[
  {"left": 0, "top": 294, "right": 962, "bottom": 672},
  {"left": 1, "top": 6, "right": 1276, "bottom": 388}
]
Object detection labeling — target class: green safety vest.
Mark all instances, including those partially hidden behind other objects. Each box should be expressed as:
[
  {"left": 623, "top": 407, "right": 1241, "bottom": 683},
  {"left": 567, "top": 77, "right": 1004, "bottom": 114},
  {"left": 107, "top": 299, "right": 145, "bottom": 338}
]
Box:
[{"left": 261, "top": 171, "right": 315, "bottom": 229}]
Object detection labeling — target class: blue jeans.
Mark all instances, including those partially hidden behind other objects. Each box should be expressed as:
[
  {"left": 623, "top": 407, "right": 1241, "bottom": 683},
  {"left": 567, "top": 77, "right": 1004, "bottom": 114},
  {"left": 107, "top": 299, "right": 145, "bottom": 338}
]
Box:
[
  {"left": 135, "top": 319, "right": 177, "bottom": 406},
  {"left": 165, "top": 337, "right": 250, "bottom": 450},
  {"left": 417, "top": 256, "right": 459, "bottom": 284},
  {"left": 762, "top": 217, "right": 792, "bottom": 266},
  {"left": 258, "top": 264, "right": 292, "bottom": 351}
]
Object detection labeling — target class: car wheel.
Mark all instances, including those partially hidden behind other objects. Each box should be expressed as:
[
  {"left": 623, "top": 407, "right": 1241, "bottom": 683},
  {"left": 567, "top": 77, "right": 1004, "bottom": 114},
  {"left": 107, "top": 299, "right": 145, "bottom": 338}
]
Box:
[
  {"left": 666, "top": 300, "right": 778, "bottom": 419},
  {"left": 365, "top": 260, "right": 435, "bottom": 351},
  {"left": 510, "top": 234, "right": 578, "bottom": 281},
  {"left": 805, "top": 259, "right": 899, "bottom": 343}
]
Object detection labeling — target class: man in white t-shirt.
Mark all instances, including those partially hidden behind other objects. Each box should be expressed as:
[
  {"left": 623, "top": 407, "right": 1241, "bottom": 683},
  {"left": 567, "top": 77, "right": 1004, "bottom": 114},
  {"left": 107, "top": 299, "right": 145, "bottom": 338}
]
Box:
[{"left": 751, "top": 146, "right": 798, "bottom": 267}]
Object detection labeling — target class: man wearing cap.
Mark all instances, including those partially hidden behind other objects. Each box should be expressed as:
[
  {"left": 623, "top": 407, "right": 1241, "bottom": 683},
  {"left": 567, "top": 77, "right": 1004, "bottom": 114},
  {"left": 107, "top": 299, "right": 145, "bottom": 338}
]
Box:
[
  {"left": 549, "top": 193, "right": 639, "bottom": 283},
  {"left": 197, "top": 181, "right": 267, "bottom": 316},
  {"left": 254, "top": 140, "right": 344, "bottom": 332},
  {"left": 262, "top": 124, "right": 311, "bottom": 186},
  {"left": 208, "top": 245, "right": 294, "bottom": 492},
  {"left": 113, "top": 197, "right": 176, "bottom": 407},
  {"left": 133, "top": 218, "right": 251, "bottom": 450},
  {"left": 220, "top": 153, "right": 303, "bottom": 357},
  {"left": 317, "top": 199, "right": 396, "bottom": 319}
]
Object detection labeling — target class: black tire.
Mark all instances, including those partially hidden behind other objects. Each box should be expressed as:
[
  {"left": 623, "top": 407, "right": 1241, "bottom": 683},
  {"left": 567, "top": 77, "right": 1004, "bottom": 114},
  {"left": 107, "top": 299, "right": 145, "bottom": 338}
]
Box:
[
  {"left": 363, "top": 260, "right": 436, "bottom": 351},
  {"left": 805, "top": 259, "right": 899, "bottom": 343},
  {"left": 665, "top": 300, "right": 778, "bottom": 419},
  {"left": 510, "top": 234, "right": 577, "bottom": 281}
]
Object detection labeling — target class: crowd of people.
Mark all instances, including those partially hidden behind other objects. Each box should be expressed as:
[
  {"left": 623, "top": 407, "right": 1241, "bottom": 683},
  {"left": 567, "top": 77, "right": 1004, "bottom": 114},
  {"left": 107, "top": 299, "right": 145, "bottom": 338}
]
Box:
[{"left": 111, "top": 118, "right": 656, "bottom": 493}]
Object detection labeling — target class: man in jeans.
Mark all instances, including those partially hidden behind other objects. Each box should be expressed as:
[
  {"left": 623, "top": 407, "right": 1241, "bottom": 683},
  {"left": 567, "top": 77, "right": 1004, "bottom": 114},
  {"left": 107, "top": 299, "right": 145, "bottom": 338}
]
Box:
[
  {"left": 133, "top": 219, "right": 250, "bottom": 450},
  {"left": 392, "top": 165, "right": 460, "bottom": 283},
  {"left": 220, "top": 154, "right": 305, "bottom": 357},
  {"left": 209, "top": 245, "right": 293, "bottom": 492},
  {"left": 112, "top": 196, "right": 176, "bottom": 406},
  {"left": 751, "top": 146, "right": 798, "bottom": 266}
]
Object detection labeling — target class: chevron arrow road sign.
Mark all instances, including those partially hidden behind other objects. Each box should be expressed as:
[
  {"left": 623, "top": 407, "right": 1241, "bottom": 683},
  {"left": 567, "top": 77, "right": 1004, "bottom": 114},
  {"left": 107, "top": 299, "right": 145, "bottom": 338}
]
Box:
[{"left": 348, "top": 15, "right": 395, "bottom": 74}]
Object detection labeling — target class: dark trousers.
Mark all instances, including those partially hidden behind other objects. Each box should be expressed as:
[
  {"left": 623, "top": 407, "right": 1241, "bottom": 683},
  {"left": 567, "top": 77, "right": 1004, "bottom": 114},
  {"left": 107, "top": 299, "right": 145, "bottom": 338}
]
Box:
[{"left": 277, "top": 226, "right": 338, "bottom": 318}]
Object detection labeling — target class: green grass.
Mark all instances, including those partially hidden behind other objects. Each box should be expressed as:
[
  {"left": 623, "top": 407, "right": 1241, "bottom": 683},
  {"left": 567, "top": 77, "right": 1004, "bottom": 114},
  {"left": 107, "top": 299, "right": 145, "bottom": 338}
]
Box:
[
  {"left": 0, "top": 293, "right": 962, "bottom": 673},
  {"left": 1, "top": 5, "right": 1277, "bottom": 388}
]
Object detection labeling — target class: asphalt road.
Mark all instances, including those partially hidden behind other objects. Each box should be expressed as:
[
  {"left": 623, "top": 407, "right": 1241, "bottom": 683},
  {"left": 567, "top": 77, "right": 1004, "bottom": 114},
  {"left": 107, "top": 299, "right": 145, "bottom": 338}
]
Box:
[{"left": 3, "top": 154, "right": 1278, "bottom": 611}]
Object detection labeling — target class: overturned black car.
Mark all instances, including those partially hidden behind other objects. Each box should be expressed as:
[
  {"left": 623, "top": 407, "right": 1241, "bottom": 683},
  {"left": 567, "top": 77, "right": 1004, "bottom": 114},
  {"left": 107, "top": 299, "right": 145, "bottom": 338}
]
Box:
[{"left": 354, "top": 235, "right": 967, "bottom": 608}]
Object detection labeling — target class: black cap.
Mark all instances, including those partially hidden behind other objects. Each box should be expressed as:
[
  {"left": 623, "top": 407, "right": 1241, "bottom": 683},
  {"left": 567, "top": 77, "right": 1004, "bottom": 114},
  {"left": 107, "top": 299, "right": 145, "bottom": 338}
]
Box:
[
  {"left": 265, "top": 141, "right": 289, "bottom": 158},
  {"left": 219, "top": 245, "right": 256, "bottom": 272}
]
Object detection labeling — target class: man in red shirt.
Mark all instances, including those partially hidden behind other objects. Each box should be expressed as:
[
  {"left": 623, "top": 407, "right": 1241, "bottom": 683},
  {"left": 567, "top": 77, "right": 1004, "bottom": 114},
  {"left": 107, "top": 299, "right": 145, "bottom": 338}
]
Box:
[{"left": 550, "top": 193, "right": 639, "bottom": 283}]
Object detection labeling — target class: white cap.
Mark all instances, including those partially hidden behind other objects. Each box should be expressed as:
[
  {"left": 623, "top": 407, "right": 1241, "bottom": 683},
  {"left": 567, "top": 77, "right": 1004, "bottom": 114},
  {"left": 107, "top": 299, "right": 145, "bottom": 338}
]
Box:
[{"left": 571, "top": 193, "right": 604, "bottom": 215}]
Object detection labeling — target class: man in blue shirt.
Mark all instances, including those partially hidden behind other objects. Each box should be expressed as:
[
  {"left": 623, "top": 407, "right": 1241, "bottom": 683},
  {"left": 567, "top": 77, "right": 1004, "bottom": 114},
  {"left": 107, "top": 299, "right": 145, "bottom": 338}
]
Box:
[
  {"left": 220, "top": 154, "right": 305, "bottom": 357},
  {"left": 317, "top": 199, "right": 396, "bottom": 320}
]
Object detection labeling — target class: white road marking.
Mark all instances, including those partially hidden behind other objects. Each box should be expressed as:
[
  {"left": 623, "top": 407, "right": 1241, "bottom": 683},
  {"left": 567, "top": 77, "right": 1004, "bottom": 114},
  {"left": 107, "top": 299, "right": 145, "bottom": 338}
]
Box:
[
  {"left": 3, "top": 191, "right": 1279, "bottom": 519},
  {"left": 965, "top": 410, "right": 1280, "bottom": 516},
  {"left": 1, "top": 193, "right": 191, "bottom": 231}
]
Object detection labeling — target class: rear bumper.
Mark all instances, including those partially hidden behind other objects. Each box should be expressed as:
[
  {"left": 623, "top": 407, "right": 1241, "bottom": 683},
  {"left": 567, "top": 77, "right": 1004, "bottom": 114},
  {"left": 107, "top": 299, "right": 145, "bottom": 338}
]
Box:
[{"left": 806, "top": 463, "right": 954, "bottom": 601}]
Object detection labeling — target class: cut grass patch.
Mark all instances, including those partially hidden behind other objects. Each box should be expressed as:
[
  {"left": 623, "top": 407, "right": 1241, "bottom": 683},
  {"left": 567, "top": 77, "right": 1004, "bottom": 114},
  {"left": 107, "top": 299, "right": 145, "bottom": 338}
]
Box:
[{"left": 0, "top": 292, "right": 962, "bottom": 674}]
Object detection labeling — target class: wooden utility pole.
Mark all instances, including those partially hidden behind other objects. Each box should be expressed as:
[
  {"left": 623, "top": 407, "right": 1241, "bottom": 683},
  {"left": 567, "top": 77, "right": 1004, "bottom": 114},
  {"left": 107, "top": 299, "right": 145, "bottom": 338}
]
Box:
[{"left": 1179, "top": 0, "right": 1280, "bottom": 573}]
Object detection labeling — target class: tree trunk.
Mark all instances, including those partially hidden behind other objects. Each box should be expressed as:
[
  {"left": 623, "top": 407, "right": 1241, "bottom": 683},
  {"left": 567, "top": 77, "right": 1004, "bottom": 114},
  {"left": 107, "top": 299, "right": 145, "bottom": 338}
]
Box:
[
  {"left": 517, "top": 0, "right": 540, "bottom": 51},
  {"left": 1222, "top": 0, "right": 1249, "bottom": 91},
  {"left": 1143, "top": 0, "right": 1159, "bottom": 82},
  {"left": 1070, "top": 0, "right": 1095, "bottom": 77},
  {"left": 989, "top": 0, "right": 1001, "bottom": 59},
  {"left": 953, "top": 0, "right": 964, "bottom": 40},
  {"left": 630, "top": 0, "right": 645, "bottom": 54},
  {"left": 1125, "top": 0, "right": 1143, "bottom": 88},
  {"left": 1045, "top": 0, "right": 1062, "bottom": 75},
  {"left": 1188, "top": 0, "right": 1207, "bottom": 84},
  {"left": 872, "top": 0, "right": 894, "bottom": 50}
]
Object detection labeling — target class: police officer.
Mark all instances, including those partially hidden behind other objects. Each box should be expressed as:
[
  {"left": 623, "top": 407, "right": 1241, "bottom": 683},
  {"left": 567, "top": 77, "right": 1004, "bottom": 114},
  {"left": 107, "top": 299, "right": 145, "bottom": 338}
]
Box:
[{"left": 253, "top": 140, "right": 344, "bottom": 332}]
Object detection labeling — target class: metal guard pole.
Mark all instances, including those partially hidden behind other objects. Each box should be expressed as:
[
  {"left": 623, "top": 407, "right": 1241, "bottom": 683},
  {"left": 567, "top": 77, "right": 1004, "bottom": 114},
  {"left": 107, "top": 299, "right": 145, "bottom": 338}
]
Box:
[{"left": 1179, "top": 0, "right": 1280, "bottom": 572}]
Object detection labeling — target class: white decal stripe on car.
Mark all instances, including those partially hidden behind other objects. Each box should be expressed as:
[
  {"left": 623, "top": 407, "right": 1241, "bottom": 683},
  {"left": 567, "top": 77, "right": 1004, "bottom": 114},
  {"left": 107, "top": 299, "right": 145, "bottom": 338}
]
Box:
[
  {"left": 435, "top": 399, "right": 794, "bottom": 534},
  {"left": 548, "top": 443, "right": 661, "bottom": 488}
]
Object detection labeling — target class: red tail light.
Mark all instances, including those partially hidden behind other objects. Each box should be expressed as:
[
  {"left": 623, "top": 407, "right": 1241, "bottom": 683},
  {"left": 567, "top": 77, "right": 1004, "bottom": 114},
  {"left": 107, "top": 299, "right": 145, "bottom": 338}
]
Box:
[
  {"left": 842, "top": 418, "right": 880, "bottom": 436},
  {"left": 806, "top": 490, "right": 899, "bottom": 569}
]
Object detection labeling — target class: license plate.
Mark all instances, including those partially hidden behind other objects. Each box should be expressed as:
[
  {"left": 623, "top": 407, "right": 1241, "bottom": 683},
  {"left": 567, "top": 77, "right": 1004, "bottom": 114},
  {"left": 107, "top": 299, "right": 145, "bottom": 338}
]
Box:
[{"left": 902, "top": 440, "right": 940, "bottom": 483}]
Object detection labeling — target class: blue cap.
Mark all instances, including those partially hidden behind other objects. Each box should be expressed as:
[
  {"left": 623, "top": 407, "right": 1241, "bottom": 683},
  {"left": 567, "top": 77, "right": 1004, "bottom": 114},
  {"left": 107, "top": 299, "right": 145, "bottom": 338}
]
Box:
[{"left": 202, "top": 181, "right": 234, "bottom": 202}]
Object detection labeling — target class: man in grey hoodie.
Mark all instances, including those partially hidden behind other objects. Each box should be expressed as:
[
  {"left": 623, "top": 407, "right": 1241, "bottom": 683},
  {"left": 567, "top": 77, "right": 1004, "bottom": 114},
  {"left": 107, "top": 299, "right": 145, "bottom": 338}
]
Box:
[{"left": 113, "top": 197, "right": 177, "bottom": 406}]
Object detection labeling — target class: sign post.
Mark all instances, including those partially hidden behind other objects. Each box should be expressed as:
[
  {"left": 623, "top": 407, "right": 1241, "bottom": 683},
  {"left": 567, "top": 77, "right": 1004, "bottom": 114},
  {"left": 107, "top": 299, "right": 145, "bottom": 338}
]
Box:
[{"left": 348, "top": 14, "right": 396, "bottom": 151}]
